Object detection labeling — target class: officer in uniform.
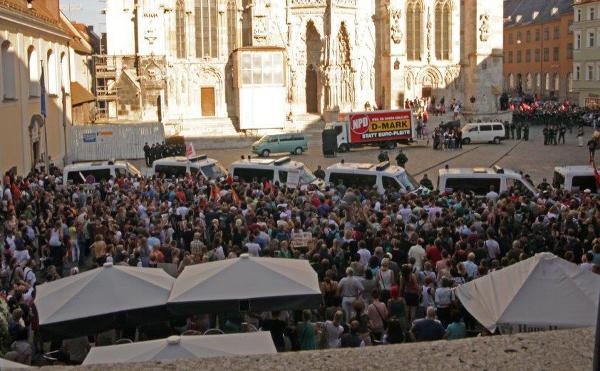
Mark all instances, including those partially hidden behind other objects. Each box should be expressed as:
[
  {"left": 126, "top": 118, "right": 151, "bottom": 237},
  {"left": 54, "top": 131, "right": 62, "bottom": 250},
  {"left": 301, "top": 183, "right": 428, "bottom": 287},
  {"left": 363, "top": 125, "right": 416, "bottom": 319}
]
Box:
[
  {"left": 378, "top": 150, "right": 389, "bottom": 162},
  {"left": 537, "top": 178, "right": 551, "bottom": 192},
  {"left": 516, "top": 122, "right": 522, "bottom": 140},
  {"left": 558, "top": 124, "right": 566, "bottom": 144},
  {"left": 419, "top": 174, "right": 434, "bottom": 190},
  {"left": 504, "top": 121, "right": 510, "bottom": 140},
  {"left": 314, "top": 165, "right": 325, "bottom": 180},
  {"left": 543, "top": 126, "right": 549, "bottom": 145},
  {"left": 143, "top": 142, "right": 151, "bottom": 167},
  {"left": 395, "top": 149, "right": 408, "bottom": 168},
  {"left": 510, "top": 120, "right": 515, "bottom": 139},
  {"left": 550, "top": 126, "right": 558, "bottom": 145},
  {"left": 523, "top": 122, "right": 529, "bottom": 141}
]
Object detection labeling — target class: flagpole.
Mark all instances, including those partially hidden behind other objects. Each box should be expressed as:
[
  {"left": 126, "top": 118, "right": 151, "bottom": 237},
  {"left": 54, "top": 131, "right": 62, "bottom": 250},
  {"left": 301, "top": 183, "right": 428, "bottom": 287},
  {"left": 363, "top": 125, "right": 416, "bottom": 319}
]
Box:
[
  {"left": 44, "top": 114, "right": 49, "bottom": 174},
  {"left": 40, "top": 61, "right": 50, "bottom": 173}
]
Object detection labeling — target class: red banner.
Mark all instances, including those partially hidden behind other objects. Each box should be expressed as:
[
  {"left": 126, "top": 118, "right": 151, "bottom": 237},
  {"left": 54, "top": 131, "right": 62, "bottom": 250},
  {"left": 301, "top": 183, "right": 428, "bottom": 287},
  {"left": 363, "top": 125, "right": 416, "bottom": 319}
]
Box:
[{"left": 348, "top": 110, "right": 413, "bottom": 144}]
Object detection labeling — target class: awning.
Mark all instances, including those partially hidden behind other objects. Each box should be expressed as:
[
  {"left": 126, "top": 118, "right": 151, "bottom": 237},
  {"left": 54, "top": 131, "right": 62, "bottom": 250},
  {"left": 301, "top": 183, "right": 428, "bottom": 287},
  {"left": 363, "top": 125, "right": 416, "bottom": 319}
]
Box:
[{"left": 70, "top": 82, "right": 95, "bottom": 106}]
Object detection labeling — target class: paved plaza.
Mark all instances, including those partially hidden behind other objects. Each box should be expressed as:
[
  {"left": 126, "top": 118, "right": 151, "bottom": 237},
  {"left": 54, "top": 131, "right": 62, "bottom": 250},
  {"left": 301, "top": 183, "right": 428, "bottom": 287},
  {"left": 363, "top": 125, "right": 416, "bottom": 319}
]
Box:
[{"left": 184, "top": 125, "right": 592, "bottom": 187}]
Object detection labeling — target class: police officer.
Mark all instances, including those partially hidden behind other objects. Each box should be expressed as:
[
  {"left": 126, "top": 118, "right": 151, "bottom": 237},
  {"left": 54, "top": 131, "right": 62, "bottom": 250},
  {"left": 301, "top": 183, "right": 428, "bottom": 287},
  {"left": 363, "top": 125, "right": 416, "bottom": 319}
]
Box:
[
  {"left": 537, "top": 178, "right": 551, "bottom": 192},
  {"left": 516, "top": 122, "right": 522, "bottom": 140},
  {"left": 419, "top": 174, "right": 433, "bottom": 190},
  {"left": 558, "top": 124, "right": 566, "bottom": 144},
  {"left": 550, "top": 126, "right": 558, "bottom": 145},
  {"left": 314, "top": 165, "right": 325, "bottom": 180},
  {"left": 543, "top": 126, "right": 549, "bottom": 145},
  {"left": 504, "top": 121, "right": 510, "bottom": 140},
  {"left": 395, "top": 149, "right": 408, "bottom": 167},
  {"left": 143, "top": 142, "right": 151, "bottom": 167},
  {"left": 378, "top": 150, "right": 389, "bottom": 162},
  {"left": 510, "top": 121, "right": 516, "bottom": 139},
  {"left": 522, "top": 122, "right": 529, "bottom": 141}
]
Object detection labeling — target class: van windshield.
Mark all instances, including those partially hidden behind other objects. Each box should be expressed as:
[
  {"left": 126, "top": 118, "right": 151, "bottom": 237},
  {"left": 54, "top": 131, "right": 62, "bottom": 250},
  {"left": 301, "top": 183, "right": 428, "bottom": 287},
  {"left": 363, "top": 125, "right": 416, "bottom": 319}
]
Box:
[
  {"left": 396, "top": 172, "right": 419, "bottom": 191},
  {"left": 201, "top": 163, "right": 227, "bottom": 179}
]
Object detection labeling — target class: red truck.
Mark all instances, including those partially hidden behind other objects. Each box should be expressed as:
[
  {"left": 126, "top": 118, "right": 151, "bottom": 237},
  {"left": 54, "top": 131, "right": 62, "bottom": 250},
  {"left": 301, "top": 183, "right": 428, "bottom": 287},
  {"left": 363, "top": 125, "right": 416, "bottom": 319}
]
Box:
[{"left": 322, "top": 110, "right": 415, "bottom": 153}]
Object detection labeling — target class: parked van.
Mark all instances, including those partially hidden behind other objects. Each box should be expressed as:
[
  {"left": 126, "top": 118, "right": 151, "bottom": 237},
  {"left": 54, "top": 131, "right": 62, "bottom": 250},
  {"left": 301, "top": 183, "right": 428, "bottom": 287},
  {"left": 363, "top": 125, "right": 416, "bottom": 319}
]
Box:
[
  {"left": 63, "top": 161, "right": 142, "bottom": 185},
  {"left": 252, "top": 133, "right": 308, "bottom": 157},
  {"left": 461, "top": 122, "right": 505, "bottom": 144},
  {"left": 553, "top": 166, "right": 599, "bottom": 193},
  {"left": 152, "top": 155, "right": 227, "bottom": 181},
  {"left": 437, "top": 166, "right": 538, "bottom": 197},
  {"left": 230, "top": 156, "right": 321, "bottom": 187},
  {"left": 324, "top": 161, "right": 423, "bottom": 195}
]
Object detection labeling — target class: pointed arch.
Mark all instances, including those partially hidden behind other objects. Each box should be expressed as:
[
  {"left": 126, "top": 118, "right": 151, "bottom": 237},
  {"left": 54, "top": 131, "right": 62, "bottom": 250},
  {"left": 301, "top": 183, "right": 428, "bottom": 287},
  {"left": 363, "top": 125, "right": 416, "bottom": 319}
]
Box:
[
  {"left": 227, "top": 0, "right": 238, "bottom": 54},
  {"left": 406, "top": 0, "right": 423, "bottom": 61},
  {"left": 435, "top": 0, "right": 452, "bottom": 60},
  {"left": 175, "top": 0, "right": 187, "bottom": 59}
]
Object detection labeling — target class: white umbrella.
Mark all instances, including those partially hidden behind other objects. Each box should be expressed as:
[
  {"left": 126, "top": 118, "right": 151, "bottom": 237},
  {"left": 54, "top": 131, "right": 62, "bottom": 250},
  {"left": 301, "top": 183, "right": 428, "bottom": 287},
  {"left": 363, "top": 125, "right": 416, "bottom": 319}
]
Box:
[
  {"left": 36, "top": 262, "right": 175, "bottom": 339},
  {"left": 168, "top": 254, "right": 322, "bottom": 315},
  {"left": 82, "top": 332, "right": 277, "bottom": 365},
  {"left": 0, "top": 358, "right": 30, "bottom": 369},
  {"left": 455, "top": 252, "right": 600, "bottom": 334}
]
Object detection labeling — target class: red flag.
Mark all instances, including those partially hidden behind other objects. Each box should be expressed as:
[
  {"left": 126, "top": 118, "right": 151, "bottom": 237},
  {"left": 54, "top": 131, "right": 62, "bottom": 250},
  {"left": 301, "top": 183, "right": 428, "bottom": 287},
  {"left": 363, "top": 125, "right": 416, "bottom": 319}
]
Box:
[
  {"left": 231, "top": 188, "right": 241, "bottom": 205},
  {"left": 210, "top": 184, "right": 221, "bottom": 202}
]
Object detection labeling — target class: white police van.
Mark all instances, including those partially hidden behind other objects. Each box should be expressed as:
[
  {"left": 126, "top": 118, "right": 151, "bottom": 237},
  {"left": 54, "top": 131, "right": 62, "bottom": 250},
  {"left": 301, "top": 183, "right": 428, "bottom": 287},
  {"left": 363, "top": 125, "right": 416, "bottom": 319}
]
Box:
[
  {"left": 229, "top": 156, "right": 321, "bottom": 187},
  {"left": 461, "top": 122, "right": 505, "bottom": 144},
  {"left": 63, "top": 161, "right": 142, "bottom": 185},
  {"left": 553, "top": 165, "right": 599, "bottom": 193},
  {"left": 324, "top": 161, "right": 423, "bottom": 195},
  {"left": 437, "top": 166, "right": 538, "bottom": 197},
  {"left": 152, "top": 154, "right": 228, "bottom": 181}
]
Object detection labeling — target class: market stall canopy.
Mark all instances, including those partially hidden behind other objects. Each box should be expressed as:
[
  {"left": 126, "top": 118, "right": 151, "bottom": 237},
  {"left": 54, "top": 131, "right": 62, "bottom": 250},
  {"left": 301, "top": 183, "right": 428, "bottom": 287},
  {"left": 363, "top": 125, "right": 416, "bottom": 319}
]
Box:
[
  {"left": 82, "top": 332, "right": 277, "bottom": 365},
  {"left": 168, "top": 254, "right": 322, "bottom": 315},
  {"left": 455, "top": 253, "right": 600, "bottom": 334},
  {"left": 36, "top": 262, "right": 175, "bottom": 339}
]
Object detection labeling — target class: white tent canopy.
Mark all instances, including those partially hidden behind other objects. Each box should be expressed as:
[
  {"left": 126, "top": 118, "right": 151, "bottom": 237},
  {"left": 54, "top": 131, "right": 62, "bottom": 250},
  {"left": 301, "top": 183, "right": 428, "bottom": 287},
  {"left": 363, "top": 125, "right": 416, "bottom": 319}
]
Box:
[
  {"left": 455, "top": 252, "right": 600, "bottom": 334},
  {"left": 36, "top": 262, "right": 175, "bottom": 338},
  {"left": 82, "top": 332, "right": 277, "bottom": 365},
  {"left": 168, "top": 254, "right": 322, "bottom": 315}
]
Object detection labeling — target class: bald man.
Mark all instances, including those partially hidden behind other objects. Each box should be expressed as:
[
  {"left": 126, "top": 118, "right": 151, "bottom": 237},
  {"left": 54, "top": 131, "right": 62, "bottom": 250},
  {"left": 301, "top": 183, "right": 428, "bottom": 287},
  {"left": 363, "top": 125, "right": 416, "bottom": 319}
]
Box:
[{"left": 410, "top": 306, "right": 445, "bottom": 342}]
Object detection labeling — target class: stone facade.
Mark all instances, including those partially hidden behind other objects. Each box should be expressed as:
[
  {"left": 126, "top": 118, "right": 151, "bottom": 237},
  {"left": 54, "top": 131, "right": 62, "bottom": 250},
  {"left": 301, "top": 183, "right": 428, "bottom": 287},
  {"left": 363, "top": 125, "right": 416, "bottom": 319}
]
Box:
[{"left": 105, "top": 0, "right": 503, "bottom": 135}]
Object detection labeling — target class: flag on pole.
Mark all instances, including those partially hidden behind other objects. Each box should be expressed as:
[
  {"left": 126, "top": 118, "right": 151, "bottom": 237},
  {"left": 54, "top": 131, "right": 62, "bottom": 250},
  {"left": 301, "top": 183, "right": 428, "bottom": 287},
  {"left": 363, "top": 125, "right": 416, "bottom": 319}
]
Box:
[
  {"left": 186, "top": 143, "right": 196, "bottom": 159},
  {"left": 40, "top": 65, "right": 46, "bottom": 118}
]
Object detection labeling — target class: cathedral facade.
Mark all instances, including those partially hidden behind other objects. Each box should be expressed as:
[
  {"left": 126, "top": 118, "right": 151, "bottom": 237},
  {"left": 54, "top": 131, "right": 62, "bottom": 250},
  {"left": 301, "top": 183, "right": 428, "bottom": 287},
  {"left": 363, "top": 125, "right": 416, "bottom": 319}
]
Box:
[{"left": 104, "top": 0, "right": 503, "bottom": 134}]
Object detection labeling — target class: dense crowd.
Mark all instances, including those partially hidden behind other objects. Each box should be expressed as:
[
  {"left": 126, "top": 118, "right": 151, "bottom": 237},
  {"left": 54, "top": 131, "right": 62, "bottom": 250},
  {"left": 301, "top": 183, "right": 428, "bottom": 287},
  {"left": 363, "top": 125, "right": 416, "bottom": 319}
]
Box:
[{"left": 1, "top": 161, "right": 600, "bottom": 364}]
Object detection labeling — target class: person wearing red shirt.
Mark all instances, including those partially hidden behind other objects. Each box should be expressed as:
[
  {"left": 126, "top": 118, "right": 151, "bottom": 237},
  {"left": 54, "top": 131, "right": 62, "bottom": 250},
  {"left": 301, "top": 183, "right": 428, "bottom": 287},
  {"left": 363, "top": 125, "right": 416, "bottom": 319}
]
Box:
[{"left": 426, "top": 242, "right": 442, "bottom": 267}]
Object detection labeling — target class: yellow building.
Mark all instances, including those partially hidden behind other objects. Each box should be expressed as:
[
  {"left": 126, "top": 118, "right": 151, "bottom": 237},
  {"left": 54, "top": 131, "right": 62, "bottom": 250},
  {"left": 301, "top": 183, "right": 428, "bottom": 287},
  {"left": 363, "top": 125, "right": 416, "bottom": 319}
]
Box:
[{"left": 0, "top": 0, "right": 74, "bottom": 175}]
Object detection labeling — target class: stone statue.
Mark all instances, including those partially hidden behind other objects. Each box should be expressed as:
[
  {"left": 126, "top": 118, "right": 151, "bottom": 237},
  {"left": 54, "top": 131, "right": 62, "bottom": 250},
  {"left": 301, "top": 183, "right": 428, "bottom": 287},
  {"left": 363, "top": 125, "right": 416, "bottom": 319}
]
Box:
[
  {"left": 479, "top": 14, "right": 490, "bottom": 42},
  {"left": 388, "top": 7, "right": 403, "bottom": 44}
]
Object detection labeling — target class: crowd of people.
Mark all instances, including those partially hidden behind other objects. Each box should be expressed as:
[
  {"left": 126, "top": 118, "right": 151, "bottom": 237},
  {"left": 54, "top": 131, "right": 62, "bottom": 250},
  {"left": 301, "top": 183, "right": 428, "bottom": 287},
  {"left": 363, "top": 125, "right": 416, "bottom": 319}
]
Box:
[
  {"left": 0, "top": 158, "right": 599, "bottom": 364},
  {"left": 143, "top": 141, "right": 186, "bottom": 167}
]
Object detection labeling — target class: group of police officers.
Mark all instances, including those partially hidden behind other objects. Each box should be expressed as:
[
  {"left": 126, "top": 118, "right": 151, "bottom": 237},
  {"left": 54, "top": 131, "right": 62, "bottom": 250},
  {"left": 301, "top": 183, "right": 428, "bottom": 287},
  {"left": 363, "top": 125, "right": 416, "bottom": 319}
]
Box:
[{"left": 143, "top": 142, "right": 186, "bottom": 167}]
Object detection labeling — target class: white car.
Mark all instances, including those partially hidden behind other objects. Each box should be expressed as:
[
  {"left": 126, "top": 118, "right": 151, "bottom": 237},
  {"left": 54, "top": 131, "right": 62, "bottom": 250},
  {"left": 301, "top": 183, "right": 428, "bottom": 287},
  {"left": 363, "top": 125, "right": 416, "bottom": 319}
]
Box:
[
  {"left": 324, "top": 161, "right": 423, "bottom": 195},
  {"left": 152, "top": 155, "right": 228, "bottom": 181},
  {"left": 230, "top": 156, "right": 321, "bottom": 187},
  {"left": 461, "top": 122, "right": 505, "bottom": 144},
  {"left": 438, "top": 166, "right": 538, "bottom": 197},
  {"left": 553, "top": 165, "right": 599, "bottom": 193},
  {"left": 63, "top": 161, "right": 141, "bottom": 185}
]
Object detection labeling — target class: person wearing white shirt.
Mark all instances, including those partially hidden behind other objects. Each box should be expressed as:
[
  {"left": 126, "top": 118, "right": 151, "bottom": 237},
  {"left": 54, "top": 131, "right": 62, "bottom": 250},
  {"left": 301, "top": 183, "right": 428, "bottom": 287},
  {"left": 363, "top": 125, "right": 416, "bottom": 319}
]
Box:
[
  {"left": 357, "top": 241, "right": 372, "bottom": 268},
  {"left": 485, "top": 185, "right": 499, "bottom": 202},
  {"left": 408, "top": 238, "right": 426, "bottom": 270},
  {"left": 245, "top": 236, "right": 261, "bottom": 257}
]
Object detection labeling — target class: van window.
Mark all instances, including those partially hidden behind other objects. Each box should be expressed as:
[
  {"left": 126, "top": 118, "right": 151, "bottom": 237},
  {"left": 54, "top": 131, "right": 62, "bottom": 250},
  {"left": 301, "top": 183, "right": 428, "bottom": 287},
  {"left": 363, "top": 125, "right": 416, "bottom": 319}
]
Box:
[
  {"left": 467, "top": 126, "right": 478, "bottom": 132},
  {"left": 115, "top": 167, "right": 127, "bottom": 177},
  {"left": 552, "top": 171, "right": 565, "bottom": 188},
  {"left": 67, "top": 168, "right": 111, "bottom": 184},
  {"left": 493, "top": 125, "right": 503, "bottom": 131},
  {"left": 291, "top": 135, "right": 305, "bottom": 141},
  {"left": 572, "top": 176, "right": 597, "bottom": 192},
  {"left": 382, "top": 176, "right": 400, "bottom": 190},
  {"left": 479, "top": 125, "right": 492, "bottom": 131},
  {"left": 280, "top": 136, "right": 294, "bottom": 142},
  {"left": 155, "top": 164, "right": 187, "bottom": 178},
  {"left": 200, "top": 164, "right": 225, "bottom": 179},
  {"left": 506, "top": 178, "right": 535, "bottom": 197},
  {"left": 444, "top": 177, "right": 501, "bottom": 195},
  {"left": 278, "top": 170, "right": 288, "bottom": 183},
  {"left": 233, "top": 167, "right": 274, "bottom": 182},
  {"left": 330, "top": 172, "right": 377, "bottom": 188},
  {"left": 329, "top": 172, "right": 355, "bottom": 187}
]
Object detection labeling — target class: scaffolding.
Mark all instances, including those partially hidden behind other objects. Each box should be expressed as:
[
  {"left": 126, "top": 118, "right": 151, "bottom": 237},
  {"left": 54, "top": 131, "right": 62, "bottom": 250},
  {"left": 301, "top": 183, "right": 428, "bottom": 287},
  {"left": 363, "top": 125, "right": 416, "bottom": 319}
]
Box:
[{"left": 93, "top": 54, "right": 119, "bottom": 121}]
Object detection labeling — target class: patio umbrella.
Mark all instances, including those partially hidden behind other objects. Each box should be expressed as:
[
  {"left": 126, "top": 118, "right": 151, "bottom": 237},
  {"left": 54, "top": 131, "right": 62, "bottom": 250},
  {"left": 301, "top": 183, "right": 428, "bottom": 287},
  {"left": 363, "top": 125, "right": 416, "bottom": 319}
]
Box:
[
  {"left": 168, "top": 254, "right": 322, "bottom": 315},
  {"left": 36, "top": 262, "right": 175, "bottom": 339},
  {"left": 82, "top": 332, "right": 277, "bottom": 365}
]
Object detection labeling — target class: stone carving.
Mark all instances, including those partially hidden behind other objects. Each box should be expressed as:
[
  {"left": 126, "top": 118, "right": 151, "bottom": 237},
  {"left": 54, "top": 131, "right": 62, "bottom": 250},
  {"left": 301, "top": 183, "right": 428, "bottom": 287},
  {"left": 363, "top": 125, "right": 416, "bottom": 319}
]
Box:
[
  {"left": 479, "top": 13, "right": 490, "bottom": 42},
  {"left": 426, "top": 8, "right": 432, "bottom": 64},
  {"left": 291, "top": 0, "right": 326, "bottom": 7},
  {"left": 388, "top": 7, "right": 402, "bottom": 44},
  {"left": 289, "top": 67, "right": 297, "bottom": 102},
  {"left": 253, "top": 16, "right": 268, "bottom": 44}
]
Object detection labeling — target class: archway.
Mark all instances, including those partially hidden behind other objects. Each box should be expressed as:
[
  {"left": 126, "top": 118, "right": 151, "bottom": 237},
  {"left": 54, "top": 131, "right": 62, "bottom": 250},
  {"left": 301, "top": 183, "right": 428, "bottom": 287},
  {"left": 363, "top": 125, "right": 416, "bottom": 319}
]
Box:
[
  {"left": 29, "top": 114, "right": 44, "bottom": 168},
  {"left": 305, "top": 21, "right": 321, "bottom": 113}
]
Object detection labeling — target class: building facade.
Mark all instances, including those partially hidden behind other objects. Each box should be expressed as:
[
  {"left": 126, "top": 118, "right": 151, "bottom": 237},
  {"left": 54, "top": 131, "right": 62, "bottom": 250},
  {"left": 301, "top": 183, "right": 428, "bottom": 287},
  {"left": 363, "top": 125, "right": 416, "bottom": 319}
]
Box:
[
  {"left": 0, "top": 0, "right": 76, "bottom": 174},
  {"left": 503, "top": 0, "right": 574, "bottom": 101},
  {"left": 103, "top": 0, "right": 503, "bottom": 135},
  {"left": 572, "top": 0, "right": 600, "bottom": 107}
]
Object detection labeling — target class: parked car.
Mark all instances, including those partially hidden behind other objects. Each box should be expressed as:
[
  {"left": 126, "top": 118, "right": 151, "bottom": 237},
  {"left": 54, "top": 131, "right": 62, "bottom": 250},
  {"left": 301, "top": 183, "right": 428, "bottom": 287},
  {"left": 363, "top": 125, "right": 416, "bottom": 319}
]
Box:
[
  {"left": 461, "top": 122, "right": 505, "bottom": 144},
  {"left": 252, "top": 133, "right": 308, "bottom": 157}
]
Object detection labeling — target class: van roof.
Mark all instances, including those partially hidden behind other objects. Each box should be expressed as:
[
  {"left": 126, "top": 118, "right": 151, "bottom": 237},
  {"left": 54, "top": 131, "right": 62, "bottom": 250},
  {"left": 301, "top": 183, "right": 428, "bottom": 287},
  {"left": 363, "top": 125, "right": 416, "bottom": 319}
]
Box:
[
  {"left": 326, "top": 162, "right": 405, "bottom": 174},
  {"left": 439, "top": 167, "right": 519, "bottom": 176},
  {"left": 554, "top": 165, "right": 595, "bottom": 175},
  {"left": 230, "top": 157, "right": 304, "bottom": 169},
  {"left": 153, "top": 155, "right": 216, "bottom": 165},
  {"left": 64, "top": 161, "right": 129, "bottom": 169}
]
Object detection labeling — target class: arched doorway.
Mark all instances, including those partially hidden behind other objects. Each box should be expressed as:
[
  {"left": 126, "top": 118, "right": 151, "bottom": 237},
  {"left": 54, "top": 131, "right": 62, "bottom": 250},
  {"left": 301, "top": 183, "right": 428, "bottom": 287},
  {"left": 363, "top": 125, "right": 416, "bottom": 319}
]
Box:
[
  {"left": 29, "top": 114, "right": 44, "bottom": 168},
  {"left": 305, "top": 21, "right": 321, "bottom": 114}
]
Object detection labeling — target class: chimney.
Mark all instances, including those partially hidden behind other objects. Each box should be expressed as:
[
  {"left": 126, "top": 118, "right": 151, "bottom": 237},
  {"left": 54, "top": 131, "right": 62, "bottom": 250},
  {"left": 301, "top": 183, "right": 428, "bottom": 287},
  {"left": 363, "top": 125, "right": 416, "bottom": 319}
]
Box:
[{"left": 38, "top": 0, "right": 60, "bottom": 20}]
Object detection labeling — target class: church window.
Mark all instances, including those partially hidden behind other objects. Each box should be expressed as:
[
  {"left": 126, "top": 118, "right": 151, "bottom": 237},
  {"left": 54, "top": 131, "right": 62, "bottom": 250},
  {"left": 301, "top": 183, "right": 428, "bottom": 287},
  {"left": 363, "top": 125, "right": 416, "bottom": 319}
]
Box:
[
  {"left": 406, "top": 0, "right": 423, "bottom": 61},
  {"left": 195, "top": 0, "right": 218, "bottom": 58},
  {"left": 227, "top": 0, "right": 238, "bottom": 54},
  {"left": 176, "top": 0, "right": 186, "bottom": 58},
  {"left": 435, "top": 0, "right": 452, "bottom": 60}
]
